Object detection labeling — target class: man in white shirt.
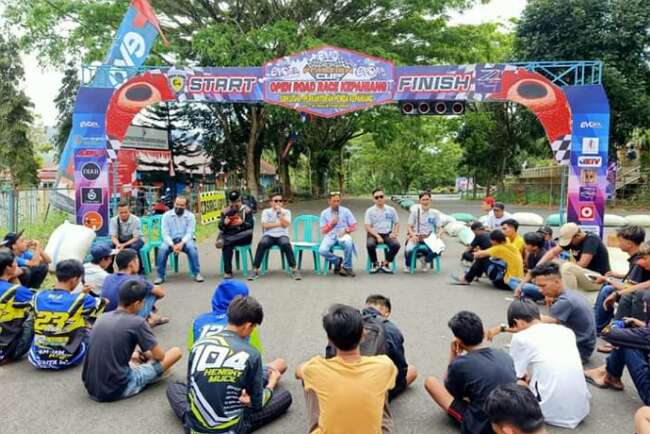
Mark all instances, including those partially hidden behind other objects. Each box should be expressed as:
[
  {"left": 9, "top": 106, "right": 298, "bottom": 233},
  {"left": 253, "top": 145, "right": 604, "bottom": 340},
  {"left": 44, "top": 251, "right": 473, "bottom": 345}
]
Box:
[
  {"left": 404, "top": 191, "right": 442, "bottom": 272},
  {"left": 365, "top": 188, "right": 400, "bottom": 274},
  {"left": 487, "top": 299, "right": 590, "bottom": 429},
  {"left": 74, "top": 243, "right": 113, "bottom": 294},
  {"left": 250, "top": 193, "right": 301, "bottom": 281},
  {"left": 484, "top": 203, "right": 511, "bottom": 230}
]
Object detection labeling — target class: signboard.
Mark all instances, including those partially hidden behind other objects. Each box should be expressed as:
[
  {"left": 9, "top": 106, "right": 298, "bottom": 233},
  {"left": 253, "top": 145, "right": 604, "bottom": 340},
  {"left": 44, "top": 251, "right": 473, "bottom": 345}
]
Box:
[
  {"left": 74, "top": 149, "right": 109, "bottom": 235},
  {"left": 199, "top": 191, "right": 226, "bottom": 225},
  {"left": 122, "top": 125, "right": 169, "bottom": 150}
]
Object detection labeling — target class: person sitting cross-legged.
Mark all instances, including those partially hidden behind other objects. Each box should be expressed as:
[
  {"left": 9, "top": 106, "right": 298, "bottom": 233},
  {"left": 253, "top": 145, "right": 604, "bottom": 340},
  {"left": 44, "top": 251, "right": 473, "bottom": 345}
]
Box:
[
  {"left": 0, "top": 249, "right": 34, "bottom": 365},
  {"left": 451, "top": 229, "right": 524, "bottom": 290},
  {"left": 167, "top": 295, "right": 292, "bottom": 434},
  {"left": 363, "top": 294, "right": 417, "bottom": 400},
  {"left": 187, "top": 279, "right": 262, "bottom": 353},
  {"left": 484, "top": 383, "right": 547, "bottom": 434},
  {"left": 2, "top": 230, "right": 51, "bottom": 289},
  {"left": 365, "top": 188, "right": 401, "bottom": 274},
  {"left": 319, "top": 192, "right": 357, "bottom": 277},
  {"left": 508, "top": 232, "right": 548, "bottom": 302},
  {"left": 29, "top": 259, "right": 106, "bottom": 370},
  {"left": 486, "top": 299, "right": 591, "bottom": 429},
  {"left": 101, "top": 248, "right": 169, "bottom": 327},
  {"left": 461, "top": 221, "right": 492, "bottom": 266},
  {"left": 249, "top": 192, "right": 301, "bottom": 281},
  {"left": 82, "top": 280, "right": 182, "bottom": 402},
  {"left": 424, "top": 311, "right": 516, "bottom": 434},
  {"left": 75, "top": 243, "right": 114, "bottom": 294},
  {"left": 296, "top": 304, "right": 397, "bottom": 434}
]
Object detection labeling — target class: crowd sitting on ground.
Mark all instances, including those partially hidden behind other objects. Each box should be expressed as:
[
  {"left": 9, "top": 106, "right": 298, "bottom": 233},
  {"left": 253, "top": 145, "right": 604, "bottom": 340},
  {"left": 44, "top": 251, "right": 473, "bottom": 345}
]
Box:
[{"left": 3, "top": 192, "right": 650, "bottom": 433}]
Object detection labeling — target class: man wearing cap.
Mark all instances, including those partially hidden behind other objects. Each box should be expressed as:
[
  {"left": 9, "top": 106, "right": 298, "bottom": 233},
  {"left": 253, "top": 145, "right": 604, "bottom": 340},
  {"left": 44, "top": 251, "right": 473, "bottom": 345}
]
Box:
[
  {"left": 76, "top": 244, "right": 114, "bottom": 293},
  {"left": 2, "top": 230, "right": 51, "bottom": 289},
  {"left": 484, "top": 202, "right": 511, "bottom": 230},
  {"left": 218, "top": 190, "right": 255, "bottom": 279},
  {"left": 319, "top": 192, "right": 357, "bottom": 277},
  {"left": 155, "top": 196, "right": 203, "bottom": 284},
  {"left": 110, "top": 201, "right": 144, "bottom": 273},
  {"left": 536, "top": 222, "right": 610, "bottom": 292}
]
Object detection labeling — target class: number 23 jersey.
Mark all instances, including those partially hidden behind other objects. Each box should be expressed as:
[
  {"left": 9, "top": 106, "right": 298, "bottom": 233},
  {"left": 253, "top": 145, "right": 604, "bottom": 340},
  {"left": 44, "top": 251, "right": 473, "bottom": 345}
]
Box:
[{"left": 187, "top": 330, "right": 270, "bottom": 433}]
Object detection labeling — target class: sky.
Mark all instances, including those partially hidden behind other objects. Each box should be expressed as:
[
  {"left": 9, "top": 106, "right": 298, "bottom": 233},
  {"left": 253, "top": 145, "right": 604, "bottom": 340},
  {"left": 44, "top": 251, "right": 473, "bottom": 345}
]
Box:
[{"left": 19, "top": 0, "right": 527, "bottom": 126}]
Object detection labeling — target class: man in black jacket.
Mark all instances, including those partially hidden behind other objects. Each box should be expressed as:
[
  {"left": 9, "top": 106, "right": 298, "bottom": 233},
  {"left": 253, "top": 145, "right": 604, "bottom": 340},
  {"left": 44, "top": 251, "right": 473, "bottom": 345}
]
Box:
[
  {"left": 363, "top": 294, "right": 417, "bottom": 400},
  {"left": 219, "top": 191, "right": 255, "bottom": 278}
]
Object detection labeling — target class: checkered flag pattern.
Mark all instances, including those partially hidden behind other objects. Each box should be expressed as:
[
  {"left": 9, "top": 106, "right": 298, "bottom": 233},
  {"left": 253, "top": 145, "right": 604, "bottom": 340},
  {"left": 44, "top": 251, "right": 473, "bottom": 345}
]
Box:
[
  {"left": 107, "top": 139, "right": 121, "bottom": 161},
  {"left": 551, "top": 135, "right": 572, "bottom": 165}
]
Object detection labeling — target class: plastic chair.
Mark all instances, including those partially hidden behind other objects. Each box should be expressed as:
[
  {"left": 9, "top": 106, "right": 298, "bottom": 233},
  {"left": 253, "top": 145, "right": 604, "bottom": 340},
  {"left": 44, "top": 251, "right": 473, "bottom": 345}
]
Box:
[
  {"left": 292, "top": 215, "right": 321, "bottom": 274},
  {"left": 408, "top": 244, "right": 442, "bottom": 274},
  {"left": 260, "top": 245, "right": 290, "bottom": 275},
  {"left": 321, "top": 244, "right": 350, "bottom": 275},
  {"left": 365, "top": 243, "right": 397, "bottom": 273},
  {"left": 220, "top": 245, "right": 254, "bottom": 277},
  {"left": 140, "top": 215, "right": 178, "bottom": 275}
]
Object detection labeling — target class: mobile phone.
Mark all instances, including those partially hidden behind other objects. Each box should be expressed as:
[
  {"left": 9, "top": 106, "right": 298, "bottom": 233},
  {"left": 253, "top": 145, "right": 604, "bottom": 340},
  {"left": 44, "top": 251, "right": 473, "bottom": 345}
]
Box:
[{"left": 586, "top": 274, "right": 600, "bottom": 282}]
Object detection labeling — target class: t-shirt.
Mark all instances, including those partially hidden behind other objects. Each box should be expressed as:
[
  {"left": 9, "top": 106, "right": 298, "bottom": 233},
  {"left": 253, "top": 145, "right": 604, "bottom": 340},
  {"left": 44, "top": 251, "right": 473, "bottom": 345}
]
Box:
[
  {"left": 364, "top": 205, "right": 399, "bottom": 235},
  {"left": 188, "top": 311, "right": 263, "bottom": 353},
  {"left": 0, "top": 280, "right": 33, "bottom": 361},
  {"left": 29, "top": 289, "right": 104, "bottom": 369},
  {"left": 485, "top": 243, "right": 524, "bottom": 281},
  {"left": 109, "top": 214, "right": 142, "bottom": 241},
  {"left": 320, "top": 206, "right": 357, "bottom": 241},
  {"left": 566, "top": 233, "right": 610, "bottom": 275},
  {"left": 100, "top": 272, "right": 153, "bottom": 312},
  {"left": 526, "top": 248, "right": 547, "bottom": 271},
  {"left": 509, "top": 234, "right": 525, "bottom": 256},
  {"left": 550, "top": 290, "right": 596, "bottom": 360},
  {"left": 185, "top": 330, "right": 269, "bottom": 434},
  {"left": 261, "top": 208, "right": 291, "bottom": 238},
  {"left": 16, "top": 251, "right": 34, "bottom": 267},
  {"left": 74, "top": 263, "right": 109, "bottom": 293},
  {"left": 509, "top": 323, "right": 590, "bottom": 429},
  {"left": 408, "top": 205, "right": 438, "bottom": 236},
  {"left": 626, "top": 253, "right": 650, "bottom": 284},
  {"left": 484, "top": 210, "right": 511, "bottom": 229},
  {"left": 445, "top": 348, "right": 517, "bottom": 434},
  {"left": 82, "top": 310, "right": 158, "bottom": 401},
  {"left": 470, "top": 232, "right": 492, "bottom": 250},
  {"left": 301, "top": 355, "right": 397, "bottom": 434}
]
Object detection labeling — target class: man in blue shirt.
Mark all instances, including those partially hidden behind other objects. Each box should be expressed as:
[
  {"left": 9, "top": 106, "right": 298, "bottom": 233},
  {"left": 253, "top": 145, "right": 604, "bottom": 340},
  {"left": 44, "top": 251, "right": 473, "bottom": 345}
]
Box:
[
  {"left": 155, "top": 196, "right": 203, "bottom": 284},
  {"left": 319, "top": 192, "right": 357, "bottom": 277},
  {"left": 2, "top": 230, "right": 51, "bottom": 289},
  {"left": 0, "top": 250, "right": 34, "bottom": 364}
]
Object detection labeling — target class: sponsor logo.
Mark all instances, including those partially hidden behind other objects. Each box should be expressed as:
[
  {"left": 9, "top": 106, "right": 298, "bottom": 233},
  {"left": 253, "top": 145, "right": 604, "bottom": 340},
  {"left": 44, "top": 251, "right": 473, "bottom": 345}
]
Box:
[
  {"left": 579, "top": 186, "right": 598, "bottom": 201},
  {"left": 579, "top": 204, "right": 596, "bottom": 221},
  {"left": 580, "top": 169, "right": 598, "bottom": 185},
  {"left": 303, "top": 58, "right": 353, "bottom": 81},
  {"left": 81, "top": 188, "right": 103, "bottom": 205},
  {"left": 80, "top": 163, "right": 101, "bottom": 181},
  {"left": 168, "top": 74, "right": 186, "bottom": 93},
  {"left": 82, "top": 211, "right": 104, "bottom": 232},
  {"left": 580, "top": 121, "right": 602, "bottom": 129},
  {"left": 578, "top": 156, "right": 602, "bottom": 168},
  {"left": 79, "top": 121, "right": 100, "bottom": 129},
  {"left": 582, "top": 137, "right": 600, "bottom": 154}
]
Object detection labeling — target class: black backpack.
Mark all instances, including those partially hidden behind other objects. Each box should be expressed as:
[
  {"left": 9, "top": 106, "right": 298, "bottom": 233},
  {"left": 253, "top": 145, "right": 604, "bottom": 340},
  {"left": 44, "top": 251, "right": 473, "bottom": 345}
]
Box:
[{"left": 325, "top": 310, "right": 388, "bottom": 358}]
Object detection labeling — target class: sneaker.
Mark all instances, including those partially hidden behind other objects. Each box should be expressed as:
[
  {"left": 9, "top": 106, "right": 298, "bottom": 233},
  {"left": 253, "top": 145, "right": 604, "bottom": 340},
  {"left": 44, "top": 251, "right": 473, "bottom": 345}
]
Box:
[
  {"left": 381, "top": 264, "right": 394, "bottom": 274},
  {"left": 292, "top": 270, "right": 302, "bottom": 281},
  {"left": 248, "top": 272, "right": 259, "bottom": 281},
  {"left": 370, "top": 263, "right": 381, "bottom": 274},
  {"left": 339, "top": 267, "right": 356, "bottom": 277},
  {"left": 422, "top": 263, "right": 430, "bottom": 272},
  {"left": 154, "top": 277, "right": 164, "bottom": 285},
  {"left": 194, "top": 274, "right": 205, "bottom": 282},
  {"left": 224, "top": 273, "right": 233, "bottom": 279},
  {"left": 449, "top": 272, "right": 469, "bottom": 285},
  {"left": 403, "top": 266, "right": 411, "bottom": 273},
  {"left": 419, "top": 256, "right": 428, "bottom": 270},
  {"left": 333, "top": 257, "right": 343, "bottom": 273}
]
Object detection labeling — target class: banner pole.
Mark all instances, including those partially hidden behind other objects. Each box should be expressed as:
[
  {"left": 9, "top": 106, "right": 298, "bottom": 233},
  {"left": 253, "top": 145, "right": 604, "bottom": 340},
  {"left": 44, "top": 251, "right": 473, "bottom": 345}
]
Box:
[{"left": 559, "top": 164, "right": 567, "bottom": 225}]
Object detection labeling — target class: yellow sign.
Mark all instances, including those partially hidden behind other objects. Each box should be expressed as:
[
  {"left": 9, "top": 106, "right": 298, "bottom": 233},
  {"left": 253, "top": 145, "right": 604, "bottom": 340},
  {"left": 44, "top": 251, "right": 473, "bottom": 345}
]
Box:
[{"left": 199, "top": 191, "right": 226, "bottom": 225}]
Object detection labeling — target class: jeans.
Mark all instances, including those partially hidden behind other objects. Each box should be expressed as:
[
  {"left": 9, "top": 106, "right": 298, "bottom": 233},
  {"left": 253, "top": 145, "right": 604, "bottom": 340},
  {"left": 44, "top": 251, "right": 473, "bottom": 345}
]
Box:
[
  {"left": 319, "top": 236, "right": 354, "bottom": 269},
  {"left": 404, "top": 240, "right": 435, "bottom": 268},
  {"left": 508, "top": 278, "right": 545, "bottom": 301},
  {"left": 366, "top": 234, "right": 400, "bottom": 264},
  {"left": 464, "top": 258, "right": 508, "bottom": 289},
  {"left": 137, "top": 294, "right": 157, "bottom": 319},
  {"left": 606, "top": 347, "right": 650, "bottom": 405},
  {"left": 253, "top": 235, "right": 296, "bottom": 269},
  {"left": 156, "top": 241, "right": 201, "bottom": 279},
  {"left": 121, "top": 361, "right": 163, "bottom": 399},
  {"left": 594, "top": 284, "right": 617, "bottom": 333}
]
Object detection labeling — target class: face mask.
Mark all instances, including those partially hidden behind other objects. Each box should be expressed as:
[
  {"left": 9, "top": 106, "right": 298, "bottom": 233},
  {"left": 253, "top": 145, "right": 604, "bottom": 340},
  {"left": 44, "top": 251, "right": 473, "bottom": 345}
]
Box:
[{"left": 175, "top": 207, "right": 185, "bottom": 216}]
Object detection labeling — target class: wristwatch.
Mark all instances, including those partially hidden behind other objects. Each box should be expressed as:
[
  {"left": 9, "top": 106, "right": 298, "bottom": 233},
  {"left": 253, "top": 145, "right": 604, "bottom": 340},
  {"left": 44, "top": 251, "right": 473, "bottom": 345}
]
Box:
[{"left": 500, "top": 323, "right": 507, "bottom": 333}]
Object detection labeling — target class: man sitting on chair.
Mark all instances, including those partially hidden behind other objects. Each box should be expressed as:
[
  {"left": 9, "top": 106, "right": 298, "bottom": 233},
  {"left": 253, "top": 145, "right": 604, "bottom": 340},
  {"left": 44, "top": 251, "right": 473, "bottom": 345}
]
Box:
[
  {"left": 404, "top": 191, "right": 442, "bottom": 272},
  {"left": 110, "top": 200, "right": 144, "bottom": 273},
  {"left": 319, "top": 192, "right": 357, "bottom": 277},
  {"left": 218, "top": 190, "right": 255, "bottom": 279},
  {"left": 365, "top": 188, "right": 400, "bottom": 274},
  {"left": 250, "top": 192, "right": 301, "bottom": 281},
  {"left": 155, "top": 196, "right": 203, "bottom": 284}
]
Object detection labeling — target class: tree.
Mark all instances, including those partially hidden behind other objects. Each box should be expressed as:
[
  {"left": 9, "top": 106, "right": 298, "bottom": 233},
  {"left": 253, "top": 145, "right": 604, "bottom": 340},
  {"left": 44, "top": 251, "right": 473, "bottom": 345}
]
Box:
[
  {"left": 514, "top": 0, "right": 650, "bottom": 148},
  {"left": 0, "top": 32, "right": 38, "bottom": 189},
  {"left": 53, "top": 61, "right": 80, "bottom": 162}
]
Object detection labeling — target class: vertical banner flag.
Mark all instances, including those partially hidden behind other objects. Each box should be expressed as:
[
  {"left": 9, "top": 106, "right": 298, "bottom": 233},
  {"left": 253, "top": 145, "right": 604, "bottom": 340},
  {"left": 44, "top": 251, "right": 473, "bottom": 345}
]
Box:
[
  {"left": 74, "top": 149, "right": 109, "bottom": 236},
  {"left": 564, "top": 85, "right": 610, "bottom": 238}
]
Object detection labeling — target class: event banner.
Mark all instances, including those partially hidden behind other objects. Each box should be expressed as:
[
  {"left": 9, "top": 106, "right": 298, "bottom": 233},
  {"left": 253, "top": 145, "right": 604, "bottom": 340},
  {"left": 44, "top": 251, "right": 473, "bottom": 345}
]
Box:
[
  {"left": 74, "top": 148, "right": 109, "bottom": 236},
  {"left": 199, "top": 191, "right": 226, "bottom": 225},
  {"left": 564, "top": 85, "right": 610, "bottom": 238}
]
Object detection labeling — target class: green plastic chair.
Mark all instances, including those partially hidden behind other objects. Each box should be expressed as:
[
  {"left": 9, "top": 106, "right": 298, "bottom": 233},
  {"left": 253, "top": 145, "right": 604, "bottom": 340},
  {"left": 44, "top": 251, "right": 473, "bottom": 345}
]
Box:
[
  {"left": 140, "top": 215, "right": 178, "bottom": 275},
  {"left": 365, "top": 244, "right": 397, "bottom": 273},
  {"left": 450, "top": 212, "right": 476, "bottom": 223},
  {"left": 292, "top": 215, "right": 321, "bottom": 274},
  {"left": 220, "top": 245, "right": 254, "bottom": 277},
  {"left": 408, "top": 244, "right": 442, "bottom": 274},
  {"left": 260, "top": 245, "right": 290, "bottom": 275}
]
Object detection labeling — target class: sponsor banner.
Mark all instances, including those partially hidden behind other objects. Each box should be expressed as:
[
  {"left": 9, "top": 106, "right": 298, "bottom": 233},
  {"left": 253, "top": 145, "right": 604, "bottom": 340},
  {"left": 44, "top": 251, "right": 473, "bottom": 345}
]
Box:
[
  {"left": 606, "top": 161, "right": 617, "bottom": 200},
  {"left": 74, "top": 149, "right": 109, "bottom": 236},
  {"left": 199, "top": 191, "right": 226, "bottom": 225},
  {"left": 262, "top": 46, "right": 395, "bottom": 117},
  {"left": 122, "top": 125, "right": 169, "bottom": 150}
]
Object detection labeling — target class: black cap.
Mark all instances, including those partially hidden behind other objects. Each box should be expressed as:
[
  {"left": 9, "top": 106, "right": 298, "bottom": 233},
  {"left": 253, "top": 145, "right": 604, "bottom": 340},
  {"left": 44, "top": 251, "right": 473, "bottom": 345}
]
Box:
[
  {"left": 1, "top": 229, "right": 24, "bottom": 249},
  {"left": 228, "top": 190, "right": 241, "bottom": 202}
]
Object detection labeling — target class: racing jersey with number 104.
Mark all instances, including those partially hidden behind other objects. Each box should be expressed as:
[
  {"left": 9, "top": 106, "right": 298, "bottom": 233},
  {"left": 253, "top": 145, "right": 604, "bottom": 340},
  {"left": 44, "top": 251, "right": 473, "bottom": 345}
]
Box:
[
  {"left": 187, "top": 330, "right": 270, "bottom": 434},
  {"left": 0, "top": 280, "right": 34, "bottom": 361},
  {"left": 29, "top": 289, "right": 105, "bottom": 369}
]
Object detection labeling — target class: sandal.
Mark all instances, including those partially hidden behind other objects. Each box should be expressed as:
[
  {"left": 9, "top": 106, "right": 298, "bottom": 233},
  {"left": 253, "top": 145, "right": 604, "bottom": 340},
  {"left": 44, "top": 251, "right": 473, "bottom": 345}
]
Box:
[{"left": 149, "top": 316, "right": 170, "bottom": 328}]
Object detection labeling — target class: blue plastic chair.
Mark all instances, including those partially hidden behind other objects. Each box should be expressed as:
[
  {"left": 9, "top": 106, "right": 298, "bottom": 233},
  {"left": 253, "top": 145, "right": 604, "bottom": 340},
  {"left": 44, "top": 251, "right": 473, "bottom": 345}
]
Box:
[
  {"left": 292, "top": 215, "right": 321, "bottom": 274},
  {"left": 408, "top": 244, "right": 442, "bottom": 274},
  {"left": 365, "top": 243, "right": 397, "bottom": 273}
]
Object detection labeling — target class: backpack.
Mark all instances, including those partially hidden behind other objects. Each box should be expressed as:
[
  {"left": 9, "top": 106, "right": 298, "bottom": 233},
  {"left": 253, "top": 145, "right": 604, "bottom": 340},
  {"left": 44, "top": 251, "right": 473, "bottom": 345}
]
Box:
[
  {"left": 325, "top": 310, "right": 388, "bottom": 358},
  {"left": 486, "top": 258, "right": 507, "bottom": 282}
]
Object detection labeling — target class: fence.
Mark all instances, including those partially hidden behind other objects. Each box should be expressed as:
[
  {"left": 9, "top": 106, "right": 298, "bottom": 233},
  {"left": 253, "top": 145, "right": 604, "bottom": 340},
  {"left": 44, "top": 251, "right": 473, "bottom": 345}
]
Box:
[{"left": 0, "top": 188, "right": 76, "bottom": 233}]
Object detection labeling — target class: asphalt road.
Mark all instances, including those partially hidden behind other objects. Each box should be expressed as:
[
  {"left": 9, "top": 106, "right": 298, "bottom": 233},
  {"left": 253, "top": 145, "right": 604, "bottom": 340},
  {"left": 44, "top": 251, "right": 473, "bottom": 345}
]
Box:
[{"left": 1, "top": 198, "right": 643, "bottom": 434}]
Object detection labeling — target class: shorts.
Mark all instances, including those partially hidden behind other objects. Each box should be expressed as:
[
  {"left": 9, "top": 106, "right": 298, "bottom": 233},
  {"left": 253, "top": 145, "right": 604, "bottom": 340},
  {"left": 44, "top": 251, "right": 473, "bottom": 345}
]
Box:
[
  {"left": 447, "top": 399, "right": 468, "bottom": 425},
  {"left": 121, "top": 361, "right": 163, "bottom": 399}
]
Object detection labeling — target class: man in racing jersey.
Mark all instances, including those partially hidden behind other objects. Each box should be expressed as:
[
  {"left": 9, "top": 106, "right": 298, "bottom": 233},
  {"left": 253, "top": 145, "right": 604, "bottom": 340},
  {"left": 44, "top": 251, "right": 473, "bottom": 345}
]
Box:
[
  {"left": 167, "top": 296, "right": 292, "bottom": 433},
  {"left": 0, "top": 250, "right": 34, "bottom": 364},
  {"left": 28, "top": 259, "right": 105, "bottom": 369}
]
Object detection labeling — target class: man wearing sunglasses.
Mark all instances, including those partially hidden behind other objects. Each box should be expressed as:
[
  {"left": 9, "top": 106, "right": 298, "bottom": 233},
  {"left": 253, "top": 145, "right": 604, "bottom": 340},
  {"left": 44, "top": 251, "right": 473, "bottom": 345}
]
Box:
[
  {"left": 365, "top": 188, "right": 400, "bottom": 273},
  {"left": 250, "top": 193, "right": 301, "bottom": 280},
  {"left": 319, "top": 192, "right": 358, "bottom": 277}
]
